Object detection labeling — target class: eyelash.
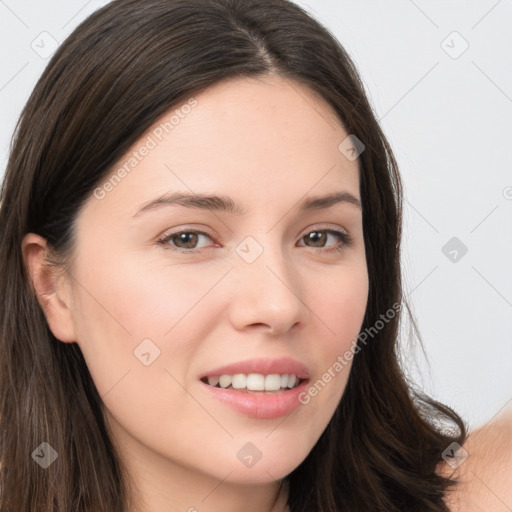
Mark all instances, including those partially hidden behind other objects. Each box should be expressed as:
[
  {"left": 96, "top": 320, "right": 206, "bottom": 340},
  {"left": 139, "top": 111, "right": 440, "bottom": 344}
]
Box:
[{"left": 156, "top": 227, "right": 352, "bottom": 254}]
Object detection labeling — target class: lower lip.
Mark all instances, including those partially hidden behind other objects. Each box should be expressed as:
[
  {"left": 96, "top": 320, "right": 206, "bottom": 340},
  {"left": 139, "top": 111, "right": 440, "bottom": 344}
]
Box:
[{"left": 199, "top": 379, "right": 309, "bottom": 419}]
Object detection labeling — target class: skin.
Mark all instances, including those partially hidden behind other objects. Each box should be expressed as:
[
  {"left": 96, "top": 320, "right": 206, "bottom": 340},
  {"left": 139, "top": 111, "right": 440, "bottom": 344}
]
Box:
[
  {"left": 22, "top": 74, "right": 369, "bottom": 512},
  {"left": 444, "top": 402, "right": 512, "bottom": 512}
]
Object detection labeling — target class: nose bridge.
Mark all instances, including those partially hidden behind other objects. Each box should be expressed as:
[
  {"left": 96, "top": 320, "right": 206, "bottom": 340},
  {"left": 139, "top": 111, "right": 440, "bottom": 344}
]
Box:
[{"left": 230, "top": 232, "right": 307, "bottom": 332}]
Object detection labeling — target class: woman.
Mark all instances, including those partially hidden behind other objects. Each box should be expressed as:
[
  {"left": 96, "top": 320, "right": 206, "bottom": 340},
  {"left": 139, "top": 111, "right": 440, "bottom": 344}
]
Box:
[{"left": 0, "top": 0, "right": 465, "bottom": 510}]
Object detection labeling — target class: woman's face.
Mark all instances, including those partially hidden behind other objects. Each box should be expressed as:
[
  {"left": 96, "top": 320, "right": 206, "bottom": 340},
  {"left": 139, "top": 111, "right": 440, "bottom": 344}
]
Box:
[{"left": 63, "top": 75, "right": 368, "bottom": 487}]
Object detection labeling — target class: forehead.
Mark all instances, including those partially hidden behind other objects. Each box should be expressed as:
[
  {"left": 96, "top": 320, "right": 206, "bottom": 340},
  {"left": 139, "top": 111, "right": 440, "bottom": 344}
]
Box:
[
  {"left": 177, "top": 73, "right": 349, "bottom": 157},
  {"left": 81, "top": 74, "right": 360, "bottom": 222}
]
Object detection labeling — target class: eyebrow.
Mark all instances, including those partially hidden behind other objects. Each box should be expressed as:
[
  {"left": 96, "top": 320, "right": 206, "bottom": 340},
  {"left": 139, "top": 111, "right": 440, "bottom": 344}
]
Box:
[{"left": 133, "top": 190, "right": 361, "bottom": 217}]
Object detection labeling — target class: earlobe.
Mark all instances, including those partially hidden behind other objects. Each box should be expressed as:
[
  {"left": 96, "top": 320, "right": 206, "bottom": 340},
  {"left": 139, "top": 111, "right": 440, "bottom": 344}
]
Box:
[{"left": 21, "top": 233, "right": 77, "bottom": 343}]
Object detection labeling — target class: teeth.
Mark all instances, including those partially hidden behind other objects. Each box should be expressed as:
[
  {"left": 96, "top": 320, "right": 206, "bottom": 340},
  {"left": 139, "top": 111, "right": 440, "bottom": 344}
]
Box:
[
  {"left": 232, "top": 374, "right": 246, "bottom": 389},
  {"left": 219, "top": 375, "right": 232, "bottom": 388},
  {"left": 247, "top": 373, "right": 265, "bottom": 390},
  {"left": 208, "top": 376, "right": 219, "bottom": 387},
  {"left": 206, "top": 373, "right": 301, "bottom": 391},
  {"left": 265, "top": 374, "right": 282, "bottom": 391}
]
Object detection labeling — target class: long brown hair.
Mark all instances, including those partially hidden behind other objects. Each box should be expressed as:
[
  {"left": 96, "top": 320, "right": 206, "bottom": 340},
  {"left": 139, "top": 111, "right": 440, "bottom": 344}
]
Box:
[{"left": 0, "top": 0, "right": 465, "bottom": 510}]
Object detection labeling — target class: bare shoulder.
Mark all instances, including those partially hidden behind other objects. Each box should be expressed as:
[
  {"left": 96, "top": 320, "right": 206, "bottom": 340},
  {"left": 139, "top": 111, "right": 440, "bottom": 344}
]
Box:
[{"left": 441, "top": 404, "right": 512, "bottom": 512}]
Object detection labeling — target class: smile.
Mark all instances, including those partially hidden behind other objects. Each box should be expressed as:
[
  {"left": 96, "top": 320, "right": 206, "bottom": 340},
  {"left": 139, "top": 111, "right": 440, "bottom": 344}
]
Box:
[{"left": 201, "top": 373, "right": 303, "bottom": 392}]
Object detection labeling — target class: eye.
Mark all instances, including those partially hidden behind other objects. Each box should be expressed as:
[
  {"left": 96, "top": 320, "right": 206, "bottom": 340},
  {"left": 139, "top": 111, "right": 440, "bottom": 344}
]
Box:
[
  {"left": 157, "top": 229, "right": 214, "bottom": 252},
  {"left": 157, "top": 227, "right": 352, "bottom": 253},
  {"left": 298, "top": 229, "right": 352, "bottom": 253}
]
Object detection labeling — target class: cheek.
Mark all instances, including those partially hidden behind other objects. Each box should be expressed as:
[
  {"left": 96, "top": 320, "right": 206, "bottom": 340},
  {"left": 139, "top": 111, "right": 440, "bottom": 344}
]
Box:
[
  {"left": 287, "top": 259, "right": 368, "bottom": 427},
  {"left": 68, "top": 246, "right": 214, "bottom": 402},
  {"left": 310, "top": 260, "right": 369, "bottom": 353},
  {"left": 70, "top": 254, "right": 214, "bottom": 454},
  {"left": 73, "top": 244, "right": 230, "bottom": 345},
  {"left": 70, "top": 250, "right": 238, "bottom": 432}
]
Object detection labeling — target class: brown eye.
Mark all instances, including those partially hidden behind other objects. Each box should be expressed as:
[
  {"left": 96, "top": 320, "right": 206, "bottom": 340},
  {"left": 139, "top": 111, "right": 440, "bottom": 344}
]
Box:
[
  {"left": 299, "top": 229, "right": 351, "bottom": 253},
  {"left": 172, "top": 232, "right": 199, "bottom": 249},
  {"left": 304, "top": 231, "right": 327, "bottom": 247},
  {"left": 158, "top": 230, "right": 213, "bottom": 251}
]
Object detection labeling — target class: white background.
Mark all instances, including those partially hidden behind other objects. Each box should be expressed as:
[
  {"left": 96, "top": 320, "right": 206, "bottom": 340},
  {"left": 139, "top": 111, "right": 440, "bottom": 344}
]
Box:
[{"left": 0, "top": 0, "right": 511, "bottom": 430}]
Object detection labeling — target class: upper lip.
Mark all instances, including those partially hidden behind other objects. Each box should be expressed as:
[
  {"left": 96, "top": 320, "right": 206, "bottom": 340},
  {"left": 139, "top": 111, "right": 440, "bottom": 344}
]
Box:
[{"left": 200, "top": 357, "right": 310, "bottom": 380}]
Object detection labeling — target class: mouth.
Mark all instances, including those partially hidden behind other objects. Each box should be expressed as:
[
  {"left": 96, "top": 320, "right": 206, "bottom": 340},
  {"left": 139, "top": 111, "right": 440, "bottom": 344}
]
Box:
[
  {"left": 200, "top": 373, "right": 306, "bottom": 394},
  {"left": 199, "top": 374, "right": 310, "bottom": 419},
  {"left": 198, "top": 357, "right": 311, "bottom": 418}
]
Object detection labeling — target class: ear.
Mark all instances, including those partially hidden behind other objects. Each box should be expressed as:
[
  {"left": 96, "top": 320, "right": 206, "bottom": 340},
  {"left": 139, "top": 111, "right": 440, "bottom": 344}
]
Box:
[{"left": 21, "top": 233, "right": 77, "bottom": 343}]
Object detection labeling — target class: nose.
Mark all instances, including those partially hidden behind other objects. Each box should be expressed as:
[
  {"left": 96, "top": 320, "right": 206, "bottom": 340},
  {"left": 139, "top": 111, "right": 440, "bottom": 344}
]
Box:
[{"left": 227, "top": 237, "right": 309, "bottom": 336}]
